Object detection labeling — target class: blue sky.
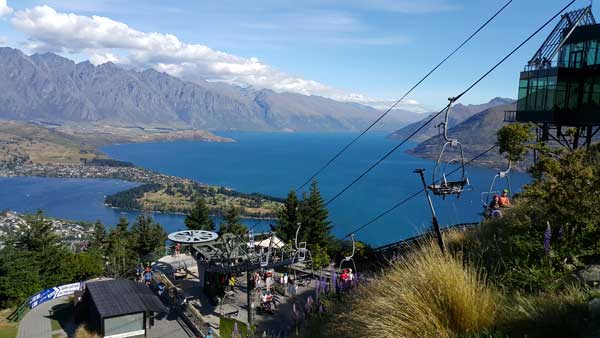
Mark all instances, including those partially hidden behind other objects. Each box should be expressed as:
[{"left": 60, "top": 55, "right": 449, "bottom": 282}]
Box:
[{"left": 0, "top": 0, "right": 595, "bottom": 111}]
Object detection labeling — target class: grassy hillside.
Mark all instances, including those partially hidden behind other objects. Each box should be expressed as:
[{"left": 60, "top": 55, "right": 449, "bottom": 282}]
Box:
[
  {"left": 0, "top": 120, "right": 105, "bottom": 165},
  {"left": 307, "top": 144, "right": 600, "bottom": 338},
  {"left": 0, "top": 120, "right": 231, "bottom": 166}
]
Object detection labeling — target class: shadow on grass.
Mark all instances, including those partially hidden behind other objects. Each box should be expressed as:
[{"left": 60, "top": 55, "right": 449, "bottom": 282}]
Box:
[{"left": 45, "top": 302, "right": 76, "bottom": 337}]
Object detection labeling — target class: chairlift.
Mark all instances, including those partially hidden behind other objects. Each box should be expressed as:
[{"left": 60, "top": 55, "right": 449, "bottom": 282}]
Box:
[
  {"left": 482, "top": 160, "right": 512, "bottom": 219},
  {"left": 428, "top": 98, "right": 469, "bottom": 198},
  {"left": 294, "top": 223, "right": 308, "bottom": 263},
  {"left": 338, "top": 234, "right": 357, "bottom": 275}
]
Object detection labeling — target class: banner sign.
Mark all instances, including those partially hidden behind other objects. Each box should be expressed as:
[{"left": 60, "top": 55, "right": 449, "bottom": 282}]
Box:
[{"left": 29, "top": 282, "right": 83, "bottom": 309}]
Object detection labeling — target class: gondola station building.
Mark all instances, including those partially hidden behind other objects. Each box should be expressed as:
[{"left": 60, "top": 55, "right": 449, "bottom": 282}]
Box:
[{"left": 75, "top": 279, "right": 167, "bottom": 338}]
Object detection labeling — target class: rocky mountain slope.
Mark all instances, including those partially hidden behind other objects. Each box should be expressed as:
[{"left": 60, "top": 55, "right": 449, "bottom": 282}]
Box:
[
  {"left": 406, "top": 102, "right": 522, "bottom": 169},
  {"left": 387, "top": 97, "right": 515, "bottom": 142},
  {"left": 0, "top": 47, "right": 419, "bottom": 132}
]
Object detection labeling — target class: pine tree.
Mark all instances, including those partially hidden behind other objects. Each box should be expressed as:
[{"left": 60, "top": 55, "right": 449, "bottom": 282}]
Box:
[
  {"left": 130, "top": 215, "right": 167, "bottom": 258},
  {"left": 89, "top": 220, "right": 106, "bottom": 252},
  {"left": 17, "top": 211, "right": 60, "bottom": 252},
  {"left": 105, "top": 217, "right": 134, "bottom": 278},
  {"left": 219, "top": 205, "right": 248, "bottom": 236},
  {"left": 185, "top": 198, "right": 215, "bottom": 230},
  {"left": 303, "top": 180, "right": 332, "bottom": 251},
  {"left": 273, "top": 190, "right": 300, "bottom": 243}
]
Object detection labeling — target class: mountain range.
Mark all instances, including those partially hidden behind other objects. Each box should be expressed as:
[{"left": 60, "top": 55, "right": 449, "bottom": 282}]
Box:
[{"left": 0, "top": 47, "right": 422, "bottom": 132}]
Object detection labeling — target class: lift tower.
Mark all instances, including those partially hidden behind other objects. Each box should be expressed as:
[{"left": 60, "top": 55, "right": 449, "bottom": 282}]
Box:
[{"left": 505, "top": 6, "right": 600, "bottom": 151}]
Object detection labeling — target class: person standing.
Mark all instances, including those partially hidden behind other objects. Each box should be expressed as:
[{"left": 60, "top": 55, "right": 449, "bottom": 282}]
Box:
[
  {"left": 283, "top": 273, "right": 289, "bottom": 296},
  {"left": 175, "top": 242, "right": 181, "bottom": 257},
  {"left": 228, "top": 275, "right": 236, "bottom": 292},
  {"left": 143, "top": 266, "right": 153, "bottom": 287}
]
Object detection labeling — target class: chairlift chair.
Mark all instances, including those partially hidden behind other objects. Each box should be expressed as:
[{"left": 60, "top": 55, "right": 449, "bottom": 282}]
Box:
[
  {"left": 481, "top": 160, "right": 512, "bottom": 219},
  {"left": 294, "top": 223, "right": 309, "bottom": 263},
  {"left": 428, "top": 98, "right": 470, "bottom": 198},
  {"left": 338, "top": 234, "right": 357, "bottom": 275}
]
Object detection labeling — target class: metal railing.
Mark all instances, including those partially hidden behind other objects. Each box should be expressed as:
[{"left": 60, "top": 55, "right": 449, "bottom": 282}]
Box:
[
  {"left": 504, "top": 110, "right": 517, "bottom": 122},
  {"left": 152, "top": 271, "right": 218, "bottom": 338},
  {"left": 373, "top": 222, "right": 479, "bottom": 253}
]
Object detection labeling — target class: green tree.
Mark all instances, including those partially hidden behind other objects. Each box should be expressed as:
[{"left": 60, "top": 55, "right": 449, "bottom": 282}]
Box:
[
  {"left": 302, "top": 181, "right": 333, "bottom": 252},
  {"left": 497, "top": 123, "right": 534, "bottom": 163},
  {"left": 310, "top": 244, "right": 330, "bottom": 270},
  {"left": 219, "top": 205, "right": 248, "bottom": 236},
  {"left": 130, "top": 215, "right": 167, "bottom": 258},
  {"left": 0, "top": 246, "right": 41, "bottom": 307},
  {"left": 65, "top": 251, "right": 105, "bottom": 281},
  {"left": 273, "top": 190, "right": 300, "bottom": 243},
  {"left": 15, "top": 212, "right": 73, "bottom": 287},
  {"left": 470, "top": 144, "right": 600, "bottom": 291},
  {"left": 16, "top": 211, "right": 60, "bottom": 252},
  {"left": 105, "top": 217, "right": 135, "bottom": 278},
  {"left": 185, "top": 198, "right": 215, "bottom": 231},
  {"left": 88, "top": 220, "right": 106, "bottom": 252}
]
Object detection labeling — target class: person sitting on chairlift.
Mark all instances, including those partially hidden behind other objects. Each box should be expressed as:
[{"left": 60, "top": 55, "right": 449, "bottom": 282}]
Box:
[
  {"left": 499, "top": 189, "right": 511, "bottom": 208},
  {"left": 489, "top": 194, "right": 503, "bottom": 218},
  {"left": 340, "top": 268, "right": 349, "bottom": 283}
]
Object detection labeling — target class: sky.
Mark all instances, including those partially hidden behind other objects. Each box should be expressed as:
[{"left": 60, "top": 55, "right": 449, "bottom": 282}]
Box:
[{"left": 0, "top": 0, "right": 596, "bottom": 112}]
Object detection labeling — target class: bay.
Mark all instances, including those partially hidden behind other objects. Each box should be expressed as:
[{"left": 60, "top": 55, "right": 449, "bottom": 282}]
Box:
[
  {"left": 0, "top": 176, "right": 267, "bottom": 233},
  {"left": 100, "top": 131, "right": 531, "bottom": 246}
]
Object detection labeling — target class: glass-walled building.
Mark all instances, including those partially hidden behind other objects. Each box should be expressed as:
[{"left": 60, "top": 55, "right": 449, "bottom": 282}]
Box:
[{"left": 516, "top": 23, "right": 600, "bottom": 125}]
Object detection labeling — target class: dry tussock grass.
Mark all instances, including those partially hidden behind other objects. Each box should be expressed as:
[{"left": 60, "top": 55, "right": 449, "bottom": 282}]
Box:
[
  {"left": 331, "top": 238, "right": 498, "bottom": 338},
  {"left": 75, "top": 325, "right": 101, "bottom": 338}
]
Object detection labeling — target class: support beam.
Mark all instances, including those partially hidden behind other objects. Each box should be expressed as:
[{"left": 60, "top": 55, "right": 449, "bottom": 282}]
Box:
[
  {"left": 414, "top": 169, "right": 446, "bottom": 254},
  {"left": 247, "top": 271, "right": 256, "bottom": 329}
]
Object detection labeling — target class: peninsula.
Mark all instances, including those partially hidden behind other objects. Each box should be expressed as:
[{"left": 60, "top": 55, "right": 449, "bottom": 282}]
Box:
[{"left": 0, "top": 120, "right": 282, "bottom": 218}]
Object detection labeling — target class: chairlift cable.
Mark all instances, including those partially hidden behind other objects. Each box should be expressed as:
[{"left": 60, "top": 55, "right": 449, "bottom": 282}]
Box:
[
  {"left": 323, "top": 0, "right": 576, "bottom": 208},
  {"left": 341, "top": 144, "right": 498, "bottom": 238},
  {"left": 295, "top": 0, "right": 514, "bottom": 191},
  {"left": 324, "top": 102, "right": 450, "bottom": 206}
]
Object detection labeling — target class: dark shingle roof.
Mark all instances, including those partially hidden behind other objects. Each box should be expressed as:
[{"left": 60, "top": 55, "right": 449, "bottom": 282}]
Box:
[{"left": 86, "top": 279, "right": 168, "bottom": 318}]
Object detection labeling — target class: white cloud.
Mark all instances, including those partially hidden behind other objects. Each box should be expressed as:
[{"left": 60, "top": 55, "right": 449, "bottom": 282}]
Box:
[
  {"left": 0, "top": 0, "right": 12, "bottom": 17},
  {"left": 9, "top": 4, "right": 428, "bottom": 112},
  {"left": 10, "top": 5, "right": 367, "bottom": 101}
]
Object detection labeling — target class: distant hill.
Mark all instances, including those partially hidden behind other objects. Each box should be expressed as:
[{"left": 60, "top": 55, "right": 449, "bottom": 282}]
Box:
[
  {"left": 406, "top": 102, "right": 522, "bottom": 169},
  {"left": 0, "top": 47, "right": 419, "bottom": 132},
  {"left": 387, "top": 98, "right": 515, "bottom": 142}
]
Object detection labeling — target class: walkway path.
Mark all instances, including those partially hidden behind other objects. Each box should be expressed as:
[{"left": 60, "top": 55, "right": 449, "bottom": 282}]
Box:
[
  {"left": 17, "top": 295, "right": 192, "bottom": 338},
  {"left": 17, "top": 298, "right": 66, "bottom": 338},
  {"left": 148, "top": 308, "right": 193, "bottom": 338}
]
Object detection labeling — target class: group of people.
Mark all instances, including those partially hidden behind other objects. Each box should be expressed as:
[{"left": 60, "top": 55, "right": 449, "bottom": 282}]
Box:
[{"left": 488, "top": 189, "right": 512, "bottom": 218}]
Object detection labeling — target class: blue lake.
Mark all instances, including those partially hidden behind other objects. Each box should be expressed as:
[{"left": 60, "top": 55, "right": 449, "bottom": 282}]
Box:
[
  {"left": 103, "top": 131, "right": 530, "bottom": 246},
  {"left": 0, "top": 132, "right": 530, "bottom": 246}
]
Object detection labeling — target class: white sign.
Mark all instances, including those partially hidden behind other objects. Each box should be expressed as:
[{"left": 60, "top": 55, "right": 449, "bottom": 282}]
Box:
[{"left": 29, "top": 282, "right": 83, "bottom": 309}]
